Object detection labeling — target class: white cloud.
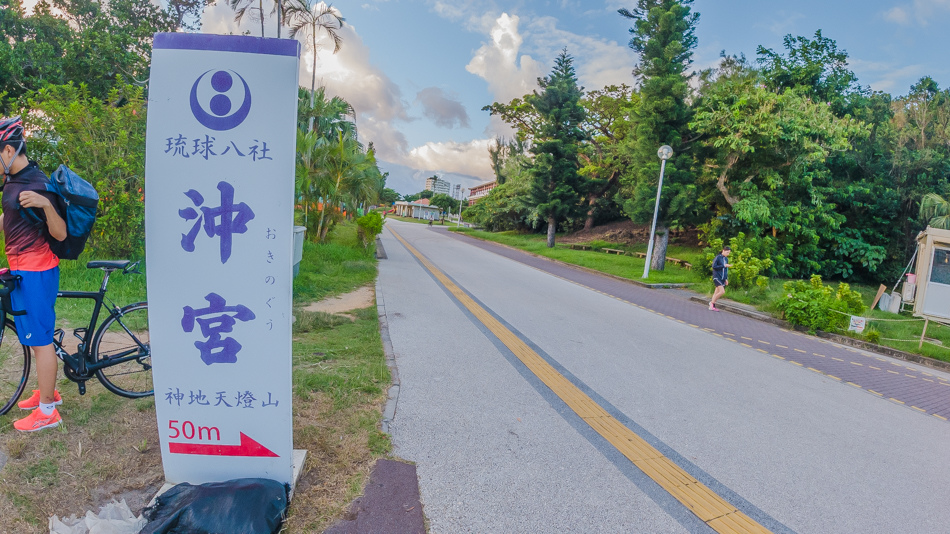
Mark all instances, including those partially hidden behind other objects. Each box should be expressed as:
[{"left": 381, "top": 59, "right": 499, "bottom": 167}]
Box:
[
  {"left": 883, "top": 0, "right": 950, "bottom": 25},
  {"left": 466, "top": 13, "right": 545, "bottom": 105},
  {"left": 406, "top": 139, "right": 494, "bottom": 180},
  {"left": 202, "top": 2, "right": 414, "bottom": 164},
  {"left": 884, "top": 6, "right": 911, "bottom": 24}
]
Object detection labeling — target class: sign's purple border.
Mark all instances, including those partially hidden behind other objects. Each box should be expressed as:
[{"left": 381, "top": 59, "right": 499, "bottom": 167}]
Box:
[{"left": 153, "top": 33, "right": 300, "bottom": 57}]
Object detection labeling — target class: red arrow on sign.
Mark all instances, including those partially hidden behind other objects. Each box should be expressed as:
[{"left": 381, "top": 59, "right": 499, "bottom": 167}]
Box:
[{"left": 169, "top": 432, "right": 279, "bottom": 457}]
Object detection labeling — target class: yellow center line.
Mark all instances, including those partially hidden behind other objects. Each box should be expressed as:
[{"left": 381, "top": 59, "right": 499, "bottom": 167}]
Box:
[
  {"left": 905, "top": 375, "right": 918, "bottom": 379},
  {"left": 850, "top": 362, "right": 863, "bottom": 366},
  {"left": 868, "top": 390, "right": 883, "bottom": 396},
  {"left": 831, "top": 357, "right": 844, "bottom": 362},
  {"left": 935, "top": 414, "right": 949, "bottom": 421},
  {"left": 757, "top": 340, "right": 770, "bottom": 345},
  {"left": 794, "top": 349, "right": 807, "bottom": 353},
  {"left": 776, "top": 344, "right": 788, "bottom": 349},
  {"left": 723, "top": 332, "right": 736, "bottom": 337},
  {"left": 869, "top": 366, "right": 881, "bottom": 370},
  {"left": 887, "top": 370, "right": 900, "bottom": 375},
  {"left": 740, "top": 343, "right": 753, "bottom": 348},
  {"left": 390, "top": 228, "right": 769, "bottom": 533},
  {"left": 741, "top": 336, "right": 753, "bottom": 341},
  {"left": 389, "top": 228, "right": 772, "bottom": 533},
  {"left": 772, "top": 354, "right": 786, "bottom": 360}
]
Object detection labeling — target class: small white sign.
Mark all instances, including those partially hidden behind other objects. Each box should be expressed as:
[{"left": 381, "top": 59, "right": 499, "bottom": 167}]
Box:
[
  {"left": 848, "top": 316, "right": 867, "bottom": 334},
  {"left": 144, "top": 34, "right": 300, "bottom": 485}
]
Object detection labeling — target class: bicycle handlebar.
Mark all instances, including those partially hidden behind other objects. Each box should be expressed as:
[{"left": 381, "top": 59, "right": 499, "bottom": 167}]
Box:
[{"left": 0, "top": 270, "right": 26, "bottom": 316}]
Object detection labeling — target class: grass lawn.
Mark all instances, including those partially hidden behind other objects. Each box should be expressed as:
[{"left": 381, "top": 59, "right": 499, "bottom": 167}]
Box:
[
  {"left": 0, "top": 221, "right": 389, "bottom": 532},
  {"left": 451, "top": 228, "right": 704, "bottom": 285},
  {"left": 452, "top": 228, "right": 950, "bottom": 363}
]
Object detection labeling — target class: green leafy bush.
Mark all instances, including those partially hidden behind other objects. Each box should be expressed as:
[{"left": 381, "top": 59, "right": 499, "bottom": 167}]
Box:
[
  {"left": 700, "top": 232, "right": 775, "bottom": 289},
  {"left": 23, "top": 82, "right": 146, "bottom": 259},
  {"left": 777, "top": 275, "right": 866, "bottom": 332},
  {"left": 864, "top": 329, "right": 882, "bottom": 344},
  {"left": 356, "top": 211, "right": 383, "bottom": 248}
]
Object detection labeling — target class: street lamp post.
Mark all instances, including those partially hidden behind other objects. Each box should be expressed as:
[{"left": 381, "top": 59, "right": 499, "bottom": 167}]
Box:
[
  {"left": 643, "top": 145, "right": 674, "bottom": 279},
  {"left": 457, "top": 189, "right": 465, "bottom": 227}
]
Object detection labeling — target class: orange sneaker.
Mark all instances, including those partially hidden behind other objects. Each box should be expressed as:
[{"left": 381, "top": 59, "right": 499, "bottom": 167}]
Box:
[
  {"left": 14, "top": 408, "right": 62, "bottom": 432},
  {"left": 17, "top": 389, "right": 63, "bottom": 410}
]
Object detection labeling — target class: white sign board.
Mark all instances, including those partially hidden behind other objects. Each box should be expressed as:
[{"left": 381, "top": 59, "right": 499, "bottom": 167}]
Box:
[
  {"left": 144, "top": 34, "right": 299, "bottom": 485},
  {"left": 848, "top": 316, "right": 866, "bottom": 334}
]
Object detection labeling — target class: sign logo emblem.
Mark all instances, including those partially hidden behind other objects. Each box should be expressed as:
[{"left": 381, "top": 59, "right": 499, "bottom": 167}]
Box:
[{"left": 190, "top": 70, "right": 252, "bottom": 131}]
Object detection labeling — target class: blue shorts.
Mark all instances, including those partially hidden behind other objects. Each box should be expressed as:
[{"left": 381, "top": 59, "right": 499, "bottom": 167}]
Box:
[{"left": 10, "top": 267, "right": 59, "bottom": 346}]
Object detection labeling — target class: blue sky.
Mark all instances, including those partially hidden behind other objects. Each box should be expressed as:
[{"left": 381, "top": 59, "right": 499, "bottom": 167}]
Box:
[{"left": 131, "top": 1, "right": 950, "bottom": 192}]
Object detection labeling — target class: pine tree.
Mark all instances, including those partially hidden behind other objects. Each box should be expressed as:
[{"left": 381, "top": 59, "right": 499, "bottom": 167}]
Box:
[
  {"left": 619, "top": 0, "right": 700, "bottom": 270},
  {"left": 528, "top": 49, "right": 587, "bottom": 248}
]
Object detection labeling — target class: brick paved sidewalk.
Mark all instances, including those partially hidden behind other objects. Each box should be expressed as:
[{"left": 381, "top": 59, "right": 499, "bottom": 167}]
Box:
[{"left": 443, "top": 230, "right": 950, "bottom": 422}]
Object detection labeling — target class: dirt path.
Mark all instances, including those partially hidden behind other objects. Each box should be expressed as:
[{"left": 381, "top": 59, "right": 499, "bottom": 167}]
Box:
[{"left": 303, "top": 286, "right": 376, "bottom": 315}]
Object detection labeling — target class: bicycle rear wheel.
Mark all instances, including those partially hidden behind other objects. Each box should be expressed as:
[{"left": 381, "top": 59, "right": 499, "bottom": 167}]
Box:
[
  {"left": 0, "top": 319, "right": 31, "bottom": 415},
  {"left": 93, "top": 302, "right": 152, "bottom": 398}
]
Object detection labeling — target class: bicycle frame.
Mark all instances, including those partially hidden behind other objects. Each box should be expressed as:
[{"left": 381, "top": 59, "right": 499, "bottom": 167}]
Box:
[{"left": 54, "top": 269, "right": 145, "bottom": 378}]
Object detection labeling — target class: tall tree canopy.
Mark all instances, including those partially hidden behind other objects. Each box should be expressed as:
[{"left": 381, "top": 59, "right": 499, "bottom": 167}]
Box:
[
  {"left": 526, "top": 49, "right": 587, "bottom": 248},
  {"left": 619, "top": 0, "right": 701, "bottom": 270}
]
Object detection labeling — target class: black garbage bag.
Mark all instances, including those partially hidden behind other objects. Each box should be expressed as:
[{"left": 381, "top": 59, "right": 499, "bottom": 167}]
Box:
[{"left": 140, "top": 478, "right": 288, "bottom": 534}]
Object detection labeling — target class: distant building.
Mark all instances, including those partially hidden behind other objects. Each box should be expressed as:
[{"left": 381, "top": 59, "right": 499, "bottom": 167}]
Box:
[
  {"left": 468, "top": 181, "right": 497, "bottom": 205},
  {"left": 425, "top": 176, "right": 451, "bottom": 195},
  {"left": 453, "top": 183, "right": 461, "bottom": 199},
  {"left": 393, "top": 200, "right": 441, "bottom": 220}
]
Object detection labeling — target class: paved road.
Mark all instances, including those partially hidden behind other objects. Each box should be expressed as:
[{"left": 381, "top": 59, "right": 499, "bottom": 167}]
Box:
[{"left": 377, "top": 220, "right": 950, "bottom": 534}]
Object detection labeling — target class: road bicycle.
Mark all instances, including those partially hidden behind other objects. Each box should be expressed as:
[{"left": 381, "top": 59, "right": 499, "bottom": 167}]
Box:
[{"left": 0, "top": 260, "right": 151, "bottom": 415}]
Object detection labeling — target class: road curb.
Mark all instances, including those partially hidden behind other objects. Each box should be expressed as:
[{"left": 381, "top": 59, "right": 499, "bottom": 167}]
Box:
[
  {"left": 689, "top": 296, "right": 950, "bottom": 374},
  {"left": 448, "top": 230, "right": 691, "bottom": 289},
  {"left": 376, "top": 278, "right": 400, "bottom": 434}
]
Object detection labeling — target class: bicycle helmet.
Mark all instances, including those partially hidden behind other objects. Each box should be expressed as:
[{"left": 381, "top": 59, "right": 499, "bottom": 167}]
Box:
[{"left": 0, "top": 116, "right": 25, "bottom": 177}]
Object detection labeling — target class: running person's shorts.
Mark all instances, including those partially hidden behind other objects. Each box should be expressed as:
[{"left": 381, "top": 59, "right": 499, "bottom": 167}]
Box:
[
  {"left": 10, "top": 267, "right": 59, "bottom": 346},
  {"left": 713, "top": 277, "right": 726, "bottom": 287}
]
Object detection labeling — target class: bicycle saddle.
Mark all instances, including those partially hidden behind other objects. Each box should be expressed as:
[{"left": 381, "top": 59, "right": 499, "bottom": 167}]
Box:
[{"left": 86, "top": 260, "right": 131, "bottom": 271}]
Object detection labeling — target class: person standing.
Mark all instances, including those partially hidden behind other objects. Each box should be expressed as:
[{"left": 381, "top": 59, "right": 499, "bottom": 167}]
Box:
[
  {"left": 709, "top": 246, "right": 732, "bottom": 312},
  {"left": 0, "top": 117, "right": 67, "bottom": 432}
]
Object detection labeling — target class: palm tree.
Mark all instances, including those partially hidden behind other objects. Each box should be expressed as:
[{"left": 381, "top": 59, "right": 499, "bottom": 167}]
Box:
[
  {"left": 297, "top": 86, "right": 356, "bottom": 139},
  {"left": 311, "top": 131, "right": 380, "bottom": 241},
  {"left": 285, "top": 0, "right": 344, "bottom": 126},
  {"left": 920, "top": 192, "right": 950, "bottom": 230},
  {"left": 229, "top": 0, "right": 267, "bottom": 37}
]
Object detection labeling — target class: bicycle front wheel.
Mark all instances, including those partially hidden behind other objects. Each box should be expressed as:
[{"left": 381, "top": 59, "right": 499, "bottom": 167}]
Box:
[
  {"left": 93, "top": 302, "right": 152, "bottom": 398},
  {"left": 0, "top": 319, "right": 31, "bottom": 415}
]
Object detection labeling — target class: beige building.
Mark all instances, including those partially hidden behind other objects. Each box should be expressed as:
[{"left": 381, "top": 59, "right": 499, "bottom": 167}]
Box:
[
  {"left": 468, "top": 181, "right": 497, "bottom": 206},
  {"left": 425, "top": 176, "right": 451, "bottom": 195}
]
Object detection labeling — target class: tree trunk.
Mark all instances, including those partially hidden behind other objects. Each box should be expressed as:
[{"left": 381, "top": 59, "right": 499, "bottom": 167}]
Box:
[
  {"left": 547, "top": 217, "right": 556, "bottom": 248},
  {"left": 258, "top": 0, "right": 265, "bottom": 37},
  {"left": 583, "top": 193, "right": 600, "bottom": 231},
  {"left": 650, "top": 225, "right": 669, "bottom": 271}
]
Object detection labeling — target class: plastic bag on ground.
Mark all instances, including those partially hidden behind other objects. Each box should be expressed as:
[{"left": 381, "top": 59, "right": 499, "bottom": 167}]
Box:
[
  {"left": 49, "top": 499, "right": 147, "bottom": 534},
  {"left": 139, "top": 478, "right": 288, "bottom": 534}
]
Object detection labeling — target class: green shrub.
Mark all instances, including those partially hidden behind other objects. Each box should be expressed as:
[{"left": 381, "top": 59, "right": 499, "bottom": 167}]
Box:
[
  {"left": 23, "top": 82, "right": 146, "bottom": 259},
  {"left": 700, "top": 232, "right": 775, "bottom": 289},
  {"left": 356, "top": 211, "right": 383, "bottom": 248},
  {"left": 864, "top": 329, "right": 882, "bottom": 344},
  {"left": 777, "top": 275, "right": 866, "bottom": 332}
]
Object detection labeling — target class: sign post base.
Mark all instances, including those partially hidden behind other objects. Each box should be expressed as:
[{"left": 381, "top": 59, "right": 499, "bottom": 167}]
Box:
[{"left": 149, "top": 449, "right": 308, "bottom": 507}]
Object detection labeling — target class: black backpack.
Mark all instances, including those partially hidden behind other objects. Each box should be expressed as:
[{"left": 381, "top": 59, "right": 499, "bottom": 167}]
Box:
[{"left": 19, "top": 165, "right": 99, "bottom": 260}]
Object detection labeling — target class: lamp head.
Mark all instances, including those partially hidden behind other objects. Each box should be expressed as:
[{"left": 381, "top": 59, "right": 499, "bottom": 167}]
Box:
[{"left": 657, "top": 145, "right": 673, "bottom": 160}]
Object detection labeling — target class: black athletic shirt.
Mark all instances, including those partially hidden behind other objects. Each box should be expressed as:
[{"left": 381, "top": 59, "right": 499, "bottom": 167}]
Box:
[{"left": 2, "top": 161, "right": 59, "bottom": 270}]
